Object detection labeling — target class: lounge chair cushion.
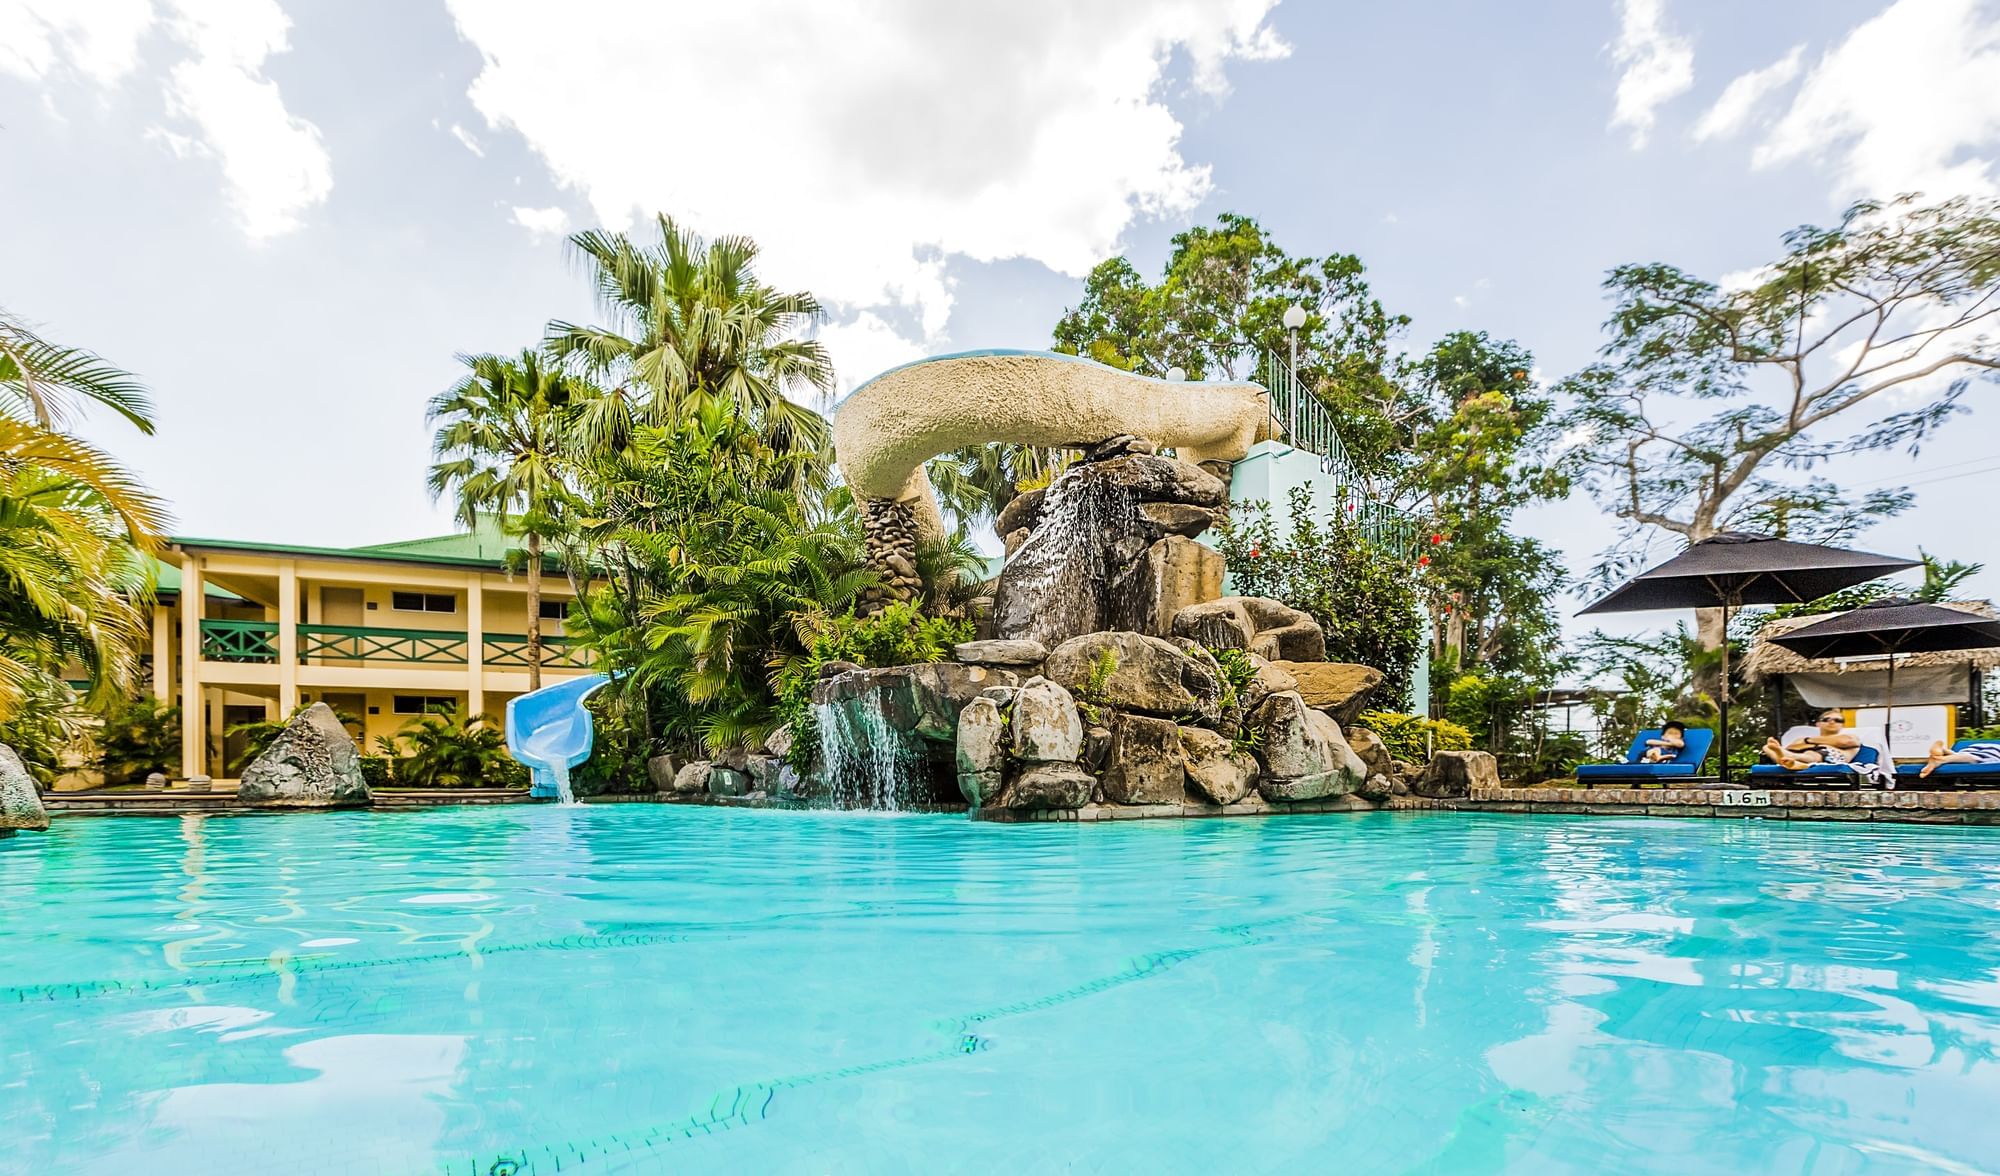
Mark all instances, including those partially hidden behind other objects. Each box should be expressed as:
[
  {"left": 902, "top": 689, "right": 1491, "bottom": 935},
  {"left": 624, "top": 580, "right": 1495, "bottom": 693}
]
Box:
[
  {"left": 1749, "top": 745, "right": 1880, "bottom": 780},
  {"left": 1575, "top": 761, "right": 1699, "bottom": 779}
]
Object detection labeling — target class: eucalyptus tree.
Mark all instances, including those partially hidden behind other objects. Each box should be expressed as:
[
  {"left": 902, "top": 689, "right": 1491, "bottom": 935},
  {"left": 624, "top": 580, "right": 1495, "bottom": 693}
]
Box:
[
  {"left": 427, "top": 349, "right": 594, "bottom": 691},
  {"left": 1560, "top": 193, "right": 2000, "bottom": 639},
  {"left": 547, "top": 214, "right": 834, "bottom": 471}
]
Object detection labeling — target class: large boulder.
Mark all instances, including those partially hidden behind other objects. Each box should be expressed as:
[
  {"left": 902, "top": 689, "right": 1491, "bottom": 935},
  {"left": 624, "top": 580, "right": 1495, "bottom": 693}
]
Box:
[
  {"left": 994, "top": 487, "right": 1046, "bottom": 540},
  {"left": 1275, "top": 662, "right": 1385, "bottom": 728},
  {"left": 1131, "top": 536, "right": 1225, "bottom": 636},
  {"left": 1044, "top": 631, "right": 1222, "bottom": 721},
  {"left": 1347, "top": 726, "right": 1395, "bottom": 780},
  {"left": 1171, "top": 597, "right": 1327, "bottom": 662},
  {"left": 645, "top": 753, "right": 682, "bottom": 792},
  {"left": 671, "top": 760, "right": 712, "bottom": 795},
  {"left": 0, "top": 744, "right": 49, "bottom": 831},
  {"left": 1245, "top": 654, "right": 1298, "bottom": 710},
  {"left": 1100, "top": 713, "right": 1185, "bottom": 805},
  {"left": 1012, "top": 677, "right": 1083, "bottom": 763},
  {"left": 1092, "top": 453, "right": 1226, "bottom": 506},
  {"left": 1249, "top": 691, "right": 1365, "bottom": 802},
  {"left": 1179, "top": 726, "right": 1257, "bottom": 805},
  {"left": 707, "top": 765, "right": 751, "bottom": 797},
  {"left": 237, "top": 704, "right": 370, "bottom": 807},
  {"left": 1413, "top": 750, "right": 1500, "bottom": 798},
  {"left": 765, "top": 724, "right": 796, "bottom": 761},
  {"left": 1138, "top": 501, "right": 1217, "bottom": 539},
  {"left": 993, "top": 764, "right": 1096, "bottom": 812},
  {"left": 954, "top": 639, "right": 1047, "bottom": 668},
  {"left": 811, "top": 663, "right": 1019, "bottom": 743},
  {"left": 955, "top": 696, "right": 1007, "bottom": 805}
]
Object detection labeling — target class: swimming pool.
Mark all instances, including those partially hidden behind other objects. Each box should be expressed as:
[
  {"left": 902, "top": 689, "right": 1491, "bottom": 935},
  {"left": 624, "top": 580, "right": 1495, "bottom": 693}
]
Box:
[{"left": 5, "top": 808, "right": 2000, "bottom": 1174}]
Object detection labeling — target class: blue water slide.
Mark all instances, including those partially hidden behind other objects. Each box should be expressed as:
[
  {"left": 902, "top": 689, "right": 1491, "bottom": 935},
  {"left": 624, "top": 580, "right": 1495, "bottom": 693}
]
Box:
[{"left": 506, "top": 673, "right": 609, "bottom": 799}]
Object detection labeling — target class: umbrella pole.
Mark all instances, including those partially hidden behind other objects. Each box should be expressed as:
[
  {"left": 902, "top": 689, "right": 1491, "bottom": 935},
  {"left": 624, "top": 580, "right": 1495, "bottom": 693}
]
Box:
[
  {"left": 1885, "top": 654, "right": 1896, "bottom": 763},
  {"left": 1718, "top": 599, "right": 1732, "bottom": 784}
]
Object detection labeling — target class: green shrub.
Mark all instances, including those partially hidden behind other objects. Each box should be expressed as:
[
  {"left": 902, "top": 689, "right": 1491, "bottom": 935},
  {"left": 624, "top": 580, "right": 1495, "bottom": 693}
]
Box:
[
  {"left": 358, "top": 756, "right": 393, "bottom": 790},
  {"left": 573, "top": 688, "right": 652, "bottom": 795},
  {"left": 1356, "top": 710, "right": 1473, "bottom": 764},
  {"left": 98, "top": 694, "right": 181, "bottom": 785},
  {"left": 394, "top": 707, "right": 514, "bottom": 788},
  {"left": 771, "top": 602, "right": 976, "bottom": 771}
]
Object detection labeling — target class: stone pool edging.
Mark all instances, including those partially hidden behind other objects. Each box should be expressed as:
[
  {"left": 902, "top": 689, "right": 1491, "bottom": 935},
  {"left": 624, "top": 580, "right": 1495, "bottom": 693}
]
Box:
[{"left": 1458, "top": 785, "right": 2000, "bottom": 825}]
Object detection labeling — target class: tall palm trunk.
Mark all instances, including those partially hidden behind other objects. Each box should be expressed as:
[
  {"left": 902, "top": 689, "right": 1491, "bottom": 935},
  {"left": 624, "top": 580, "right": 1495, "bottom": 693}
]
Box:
[{"left": 527, "top": 530, "right": 543, "bottom": 692}]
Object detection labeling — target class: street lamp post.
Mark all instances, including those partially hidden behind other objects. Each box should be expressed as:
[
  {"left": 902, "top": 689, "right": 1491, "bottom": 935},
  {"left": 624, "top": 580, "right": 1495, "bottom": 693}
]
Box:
[{"left": 1282, "top": 304, "right": 1306, "bottom": 442}]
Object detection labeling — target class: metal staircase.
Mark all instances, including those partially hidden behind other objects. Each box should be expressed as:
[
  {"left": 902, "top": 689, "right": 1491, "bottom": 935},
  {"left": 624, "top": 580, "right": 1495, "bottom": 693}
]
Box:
[{"left": 1256, "top": 350, "right": 1419, "bottom": 556}]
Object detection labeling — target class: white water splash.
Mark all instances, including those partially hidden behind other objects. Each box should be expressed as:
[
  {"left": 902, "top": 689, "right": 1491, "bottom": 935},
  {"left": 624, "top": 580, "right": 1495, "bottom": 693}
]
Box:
[
  {"left": 547, "top": 760, "right": 578, "bottom": 806},
  {"left": 813, "top": 699, "right": 925, "bottom": 811}
]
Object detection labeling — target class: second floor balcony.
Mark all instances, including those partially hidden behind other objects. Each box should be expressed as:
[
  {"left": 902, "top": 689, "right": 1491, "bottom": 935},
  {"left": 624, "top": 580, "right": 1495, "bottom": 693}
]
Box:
[{"left": 199, "top": 619, "right": 592, "bottom": 671}]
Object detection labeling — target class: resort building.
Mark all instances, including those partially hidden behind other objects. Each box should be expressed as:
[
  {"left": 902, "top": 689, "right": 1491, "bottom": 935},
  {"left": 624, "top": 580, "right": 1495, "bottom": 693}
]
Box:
[{"left": 156, "top": 525, "right": 589, "bottom": 779}]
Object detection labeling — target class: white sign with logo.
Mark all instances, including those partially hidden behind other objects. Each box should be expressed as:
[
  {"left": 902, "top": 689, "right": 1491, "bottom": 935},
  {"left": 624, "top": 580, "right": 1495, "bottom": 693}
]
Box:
[{"left": 1853, "top": 705, "right": 1952, "bottom": 761}]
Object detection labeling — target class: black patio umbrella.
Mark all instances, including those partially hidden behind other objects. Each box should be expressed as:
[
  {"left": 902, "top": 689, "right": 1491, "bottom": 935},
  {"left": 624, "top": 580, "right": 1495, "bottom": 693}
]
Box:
[
  {"left": 1769, "top": 599, "right": 2000, "bottom": 743},
  {"left": 1579, "top": 532, "right": 1919, "bottom": 780}
]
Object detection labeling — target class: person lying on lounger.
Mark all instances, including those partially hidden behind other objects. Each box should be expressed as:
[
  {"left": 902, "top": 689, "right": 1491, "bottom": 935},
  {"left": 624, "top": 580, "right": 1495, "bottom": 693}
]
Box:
[
  {"left": 1919, "top": 740, "right": 2000, "bottom": 778},
  {"left": 1761, "top": 711, "right": 1861, "bottom": 771},
  {"left": 1636, "top": 721, "right": 1687, "bottom": 763}
]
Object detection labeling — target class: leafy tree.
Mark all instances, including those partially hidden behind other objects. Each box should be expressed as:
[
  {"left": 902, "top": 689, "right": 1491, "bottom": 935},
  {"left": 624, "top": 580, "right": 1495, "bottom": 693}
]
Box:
[
  {"left": 394, "top": 707, "right": 520, "bottom": 788},
  {"left": 1560, "top": 194, "right": 2000, "bottom": 614},
  {"left": 428, "top": 349, "right": 593, "bottom": 691},
  {"left": 548, "top": 214, "right": 834, "bottom": 465},
  {"left": 1216, "top": 487, "right": 1424, "bottom": 704},
  {"left": 97, "top": 694, "right": 181, "bottom": 785}
]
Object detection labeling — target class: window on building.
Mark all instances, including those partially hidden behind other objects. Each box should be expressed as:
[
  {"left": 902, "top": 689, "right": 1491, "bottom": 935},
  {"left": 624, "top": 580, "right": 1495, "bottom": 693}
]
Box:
[
  {"left": 539, "top": 599, "right": 569, "bottom": 621},
  {"left": 392, "top": 694, "right": 459, "bottom": 716},
  {"left": 390, "top": 591, "right": 456, "bottom": 613}
]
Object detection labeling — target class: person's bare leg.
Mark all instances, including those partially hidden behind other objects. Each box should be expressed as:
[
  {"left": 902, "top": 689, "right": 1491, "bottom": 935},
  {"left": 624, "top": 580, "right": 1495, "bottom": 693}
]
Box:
[
  {"left": 1762, "top": 737, "right": 1786, "bottom": 762},
  {"left": 1921, "top": 740, "right": 1949, "bottom": 779},
  {"left": 1922, "top": 750, "right": 1980, "bottom": 779}
]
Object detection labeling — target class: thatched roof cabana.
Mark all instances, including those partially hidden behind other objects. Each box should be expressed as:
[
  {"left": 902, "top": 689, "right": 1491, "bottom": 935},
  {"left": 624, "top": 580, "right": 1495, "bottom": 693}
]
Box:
[{"left": 1744, "top": 601, "right": 2000, "bottom": 680}]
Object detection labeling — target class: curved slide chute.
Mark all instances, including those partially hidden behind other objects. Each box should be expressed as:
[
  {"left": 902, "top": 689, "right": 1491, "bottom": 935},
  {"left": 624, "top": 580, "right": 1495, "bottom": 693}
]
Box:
[
  {"left": 833, "top": 349, "right": 1270, "bottom": 540},
  {"left": 506, "top": 673, "right": 610, "bottom": 801}
]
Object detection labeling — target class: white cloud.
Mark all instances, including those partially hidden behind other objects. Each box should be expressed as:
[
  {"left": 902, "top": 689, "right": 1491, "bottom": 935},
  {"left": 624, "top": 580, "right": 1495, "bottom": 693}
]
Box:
[
  {"left": 443, "top": 0, "right": 1287, "bottom": 386},
  {"left": 1751, "top": 0, "right": 2000, "bottom": 199},
  {"left": 0, "top": 0, "right": 330, "bottom": 240},
  {"left": 1692, "top": 44, "right": 1802, "bottom": 142},
  {"left": 0, "top": 0, "right": 154, "bottom": 85},
  {"left": 449, "top": 122, "right": 484, "bottom": 157},
  {"left": 509, "top": 205, "right": 568, "bottom": 237},
  {"left": 1609, "top": 0, "right": 1694, "bottom": 148}
]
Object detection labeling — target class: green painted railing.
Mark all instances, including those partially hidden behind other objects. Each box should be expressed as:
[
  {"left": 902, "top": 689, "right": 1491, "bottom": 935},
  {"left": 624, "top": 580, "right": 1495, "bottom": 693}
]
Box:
[
  {"left": 483, "top": 633, "right": 592, "bottom": 669},
  {"left": 299, "top": 624, "right": 468, "bottom": 665},
  {"left": 201, "top": 619, "right": 278, "bottom": 662},
  {"left": 1259, "top": 349, "right": 1420, "bottom": 557}
]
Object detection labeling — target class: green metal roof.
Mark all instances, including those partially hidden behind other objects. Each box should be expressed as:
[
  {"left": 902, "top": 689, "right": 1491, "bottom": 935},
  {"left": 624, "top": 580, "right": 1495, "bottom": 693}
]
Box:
[
  {"left": 152, "top": 559, "right": 241, "bottom": 600},
  {"left": 169, "top": 516, "right": 553, "bottom": 572}
]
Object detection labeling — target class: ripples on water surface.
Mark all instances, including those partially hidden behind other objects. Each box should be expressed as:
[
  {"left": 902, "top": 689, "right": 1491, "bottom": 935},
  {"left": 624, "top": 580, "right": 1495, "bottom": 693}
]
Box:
[{"left": 5, "top": 808, "right": 2000, "bottom": 1173}]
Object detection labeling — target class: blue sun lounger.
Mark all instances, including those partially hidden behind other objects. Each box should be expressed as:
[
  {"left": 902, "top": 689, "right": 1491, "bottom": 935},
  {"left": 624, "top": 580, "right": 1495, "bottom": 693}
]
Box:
[
  {"left": 1748, "top": 745, "right": 1881, "bottom": 783},
  {"left": 1575, "top": 728, "right": 1714, "bottom": 783},
  {"left": 1895, "top": 740, "right": 2000, "bottom": 785}
]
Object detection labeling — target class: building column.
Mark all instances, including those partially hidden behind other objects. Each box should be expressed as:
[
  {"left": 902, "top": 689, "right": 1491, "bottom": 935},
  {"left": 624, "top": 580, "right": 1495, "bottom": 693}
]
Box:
[
  {"left": 465, "top": 571, "right": 486, "bottom": 720},
  {"left": 179, "top": 555, "right": 205, "bottom": 778},
  {"left": 277, "top": 560, "right": 299, "bottom": 715},
  {"left": 205, "top": 687, "right": 225, "bottom": 777},
  {"left": 151, "top": 602, "right": 173, "bottom": 700}
]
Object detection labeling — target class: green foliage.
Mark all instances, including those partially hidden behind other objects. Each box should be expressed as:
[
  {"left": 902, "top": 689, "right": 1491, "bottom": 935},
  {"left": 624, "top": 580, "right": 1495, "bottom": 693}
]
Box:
[
  {"left": 1961, "top": 725, "right": 2000, "bottom": 742},
  {"left": 1208, "top": 646, "right": 1258, "bottom": 716},
  {"left": 1356, "top": 711, "right": 1473, "bottom": 764},
  {"left": 1079, "top": 647, "right": 1119, "bottom": 703},
  {"left": 0, "top": 678, "right": 90, "bottom": 785},
  {"left": 97, "top": 694, "right": 181, "bottom": 785},
  {"left": 572, "top": 687, "right": 653, "bottom": 795},
  {"left": 358, "top": 756, "right": 393, "bottom": 790},
  {"left": 394, "top": 707, "right": 518, "bottom": 789},
  {"left": 1558, "top": 194, "right": 2000, "bottom": 592},
  {"left": 1216, "top": 487, "right": 1423, "bottom": 705},
  {"left": 769, "top": 602, "right": 975, "bottom": 772}
]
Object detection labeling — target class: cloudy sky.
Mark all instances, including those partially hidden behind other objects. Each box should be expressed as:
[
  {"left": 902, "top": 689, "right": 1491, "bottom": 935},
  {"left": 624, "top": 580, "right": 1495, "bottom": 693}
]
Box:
[{"left": 4, "top": 0, "right": 1998, "bottom": 629}]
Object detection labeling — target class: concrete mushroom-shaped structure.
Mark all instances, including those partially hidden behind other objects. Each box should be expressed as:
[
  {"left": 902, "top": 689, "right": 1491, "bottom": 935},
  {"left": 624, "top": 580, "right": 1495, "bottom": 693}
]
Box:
[{"left": 833, "top": 349, "right": 1270, "bottom": 608}]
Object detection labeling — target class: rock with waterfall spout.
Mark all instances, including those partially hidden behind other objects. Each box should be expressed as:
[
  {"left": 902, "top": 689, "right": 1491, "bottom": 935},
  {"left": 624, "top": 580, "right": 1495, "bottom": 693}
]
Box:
[
  {"left": 1044, "top": 631, "right": 1222, "bottom": 721},
  {"left": 1011, "top": 677, "right": 1083, "bottom": 763},
  {"left": 812, "top": 663, "right": 1019, "bottom": 743},
  {"left": 0, "top": 744, "right": 48, "bottom": 831},
  {"left": 1274, "top": 662, "right": 1383, "bottom": 727},
  {"left": 1101, "top": 713, "right": 1185, "bottom": 805},
  {"left": 1179, "top": 727, "right": 1257, "bottom": 805},
  {"left": 955, "top": 696, "right": 1007, "bottom": 805},
  {"left": 1249, "top": 691, "right": 1365, "bottom": 802},
  {"left": 1413, "top": 750, "right": 1499, "bottom": 798},
  {"left": 1084, "top": 433, "right": 1158, "bottom": 462},
  {"left": 993, "top": 454, "right": 1228, "bottom": 647},
  {"left": 954, "top": 639, "right": 1046, "bottom": 668},
  {"left": 237, "top": 703, "right": 370, "bottom": 807},
  {"left": 993, "top": 763, "right": 1095, "bottom": 811},
  {"left": 671, "top": 760, "right": 712, "bottom": 795}
]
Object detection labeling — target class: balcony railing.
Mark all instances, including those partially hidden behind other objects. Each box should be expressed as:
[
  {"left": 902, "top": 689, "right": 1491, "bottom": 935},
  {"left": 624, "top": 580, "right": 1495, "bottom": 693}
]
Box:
[
  {"left": 483, "top": 633, "right": 591, "bottom": 669},
  {"left": 198, "top": 620, "right": 590, "bottom": 670},
  {"left": 1259, "top": 349, "right": 1419, "bottom": 557},
  {"left": 201, "top": 619, "right": 279, "bottom": 662},
  {"left": 300, "top": 624, "right": 469, "bottom": 665}
]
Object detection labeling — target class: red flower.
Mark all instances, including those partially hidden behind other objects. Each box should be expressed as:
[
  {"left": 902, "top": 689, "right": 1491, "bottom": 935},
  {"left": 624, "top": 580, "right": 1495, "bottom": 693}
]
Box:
[
  {"left": 1418, "top": 555, "right": 1430, "bottom": 567},
  {"left": 1431, "top": 532, "right": 1444, "bottom": 545},
  {"left": 1248, "top": 546, "right": 1261, "bottom": 558}
]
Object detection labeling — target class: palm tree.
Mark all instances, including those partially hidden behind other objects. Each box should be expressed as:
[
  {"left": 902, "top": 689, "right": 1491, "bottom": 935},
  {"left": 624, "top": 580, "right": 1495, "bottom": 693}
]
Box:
[
  {"left": 427, "top": 350, "right": 591, "bottom": 691},
  {"left": 547, "top": 214, "right": 834, "bottom": 466},
  {"left": 0, "top": 310, "right": 165, "bottom": 725}
]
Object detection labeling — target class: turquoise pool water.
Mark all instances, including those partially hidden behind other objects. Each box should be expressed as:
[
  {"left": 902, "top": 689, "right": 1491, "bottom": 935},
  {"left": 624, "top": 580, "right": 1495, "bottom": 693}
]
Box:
[{"left": 5, "top": 808, "right": 2000, "bottom": 1174}]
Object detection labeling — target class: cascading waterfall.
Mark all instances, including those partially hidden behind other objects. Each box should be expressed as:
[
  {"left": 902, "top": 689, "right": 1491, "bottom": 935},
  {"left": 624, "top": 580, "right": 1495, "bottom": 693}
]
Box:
[
  {"left": 992, "top": 463, "right": 1138, "bottom": 648},
  {"left": 812, "top": 698, "right": 926, "bottom": 811},
  {"left": 547, "top": 760, "right": 578, "bottom": 806}
]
